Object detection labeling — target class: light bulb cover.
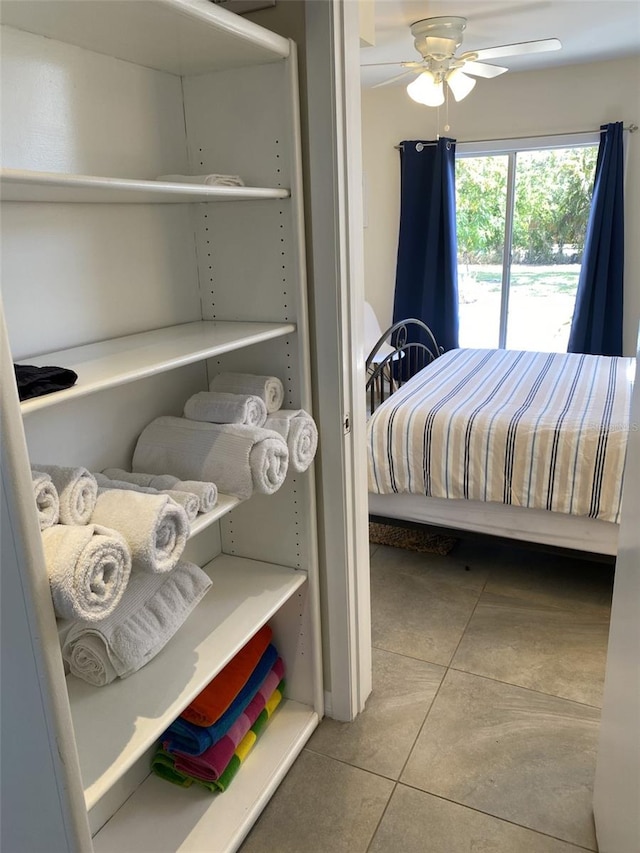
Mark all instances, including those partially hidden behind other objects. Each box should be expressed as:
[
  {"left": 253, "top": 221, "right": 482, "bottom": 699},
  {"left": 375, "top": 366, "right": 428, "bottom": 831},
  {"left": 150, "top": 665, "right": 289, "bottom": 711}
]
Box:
[
  {"left": 446, "top": 68, "right": 476, "bottom": 102},
  {"left": 406, "top": 71, "right": 445, "bottom": 107}
]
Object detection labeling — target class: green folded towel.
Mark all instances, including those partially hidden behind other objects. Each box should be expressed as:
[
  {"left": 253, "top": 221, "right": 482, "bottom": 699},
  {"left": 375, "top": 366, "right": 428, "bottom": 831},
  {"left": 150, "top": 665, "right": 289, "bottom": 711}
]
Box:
[{"left": 151, "top": 749, "right": 193, "bottom": 788}]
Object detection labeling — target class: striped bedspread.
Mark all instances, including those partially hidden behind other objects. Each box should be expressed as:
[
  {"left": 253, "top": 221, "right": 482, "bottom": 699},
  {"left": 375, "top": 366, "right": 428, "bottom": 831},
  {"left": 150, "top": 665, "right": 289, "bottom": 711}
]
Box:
[{"left": 367, "top": 348, "right": 634, "bottom": 524}]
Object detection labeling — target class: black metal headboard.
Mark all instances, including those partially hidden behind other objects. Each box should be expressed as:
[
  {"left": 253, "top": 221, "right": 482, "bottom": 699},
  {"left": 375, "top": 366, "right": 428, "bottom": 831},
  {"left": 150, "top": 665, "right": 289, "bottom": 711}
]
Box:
[{"left": 365, "top": 318, "right": 443, "bottom": 415}]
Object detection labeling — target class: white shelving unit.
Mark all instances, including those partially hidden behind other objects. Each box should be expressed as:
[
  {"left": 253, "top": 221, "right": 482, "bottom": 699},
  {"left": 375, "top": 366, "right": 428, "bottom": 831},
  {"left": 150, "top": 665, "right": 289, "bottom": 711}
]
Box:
[{"left": 0, "top": 1, "right": 323, "bottom": 851}]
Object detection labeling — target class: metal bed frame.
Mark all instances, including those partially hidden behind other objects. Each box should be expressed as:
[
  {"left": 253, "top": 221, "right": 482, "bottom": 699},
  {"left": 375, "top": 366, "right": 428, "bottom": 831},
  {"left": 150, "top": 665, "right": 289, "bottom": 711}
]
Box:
[{"left": 365, "top": 318, "right": 443, "bottom": 415}]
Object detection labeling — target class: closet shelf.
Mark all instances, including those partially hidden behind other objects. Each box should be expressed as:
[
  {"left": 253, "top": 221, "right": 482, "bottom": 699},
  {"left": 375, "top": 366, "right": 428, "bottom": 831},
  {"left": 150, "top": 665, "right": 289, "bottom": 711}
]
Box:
[
  {"left": 92, "top": 701, "right": 318, "bottom": 853},
  {"left": 69, "top": 554, "right": 308, "bottom": 810},
  {"left": 189, "top": 494, "right": 241, "bottom": 538},
  {"left": 19, "top": 320, "right": 296, "bottom": 414},
  {"left": 0, "top": 169, "right": 290, "bottom": 203},
  {"left": 0, "top": 0, "right": 290, "bottom": 76}
]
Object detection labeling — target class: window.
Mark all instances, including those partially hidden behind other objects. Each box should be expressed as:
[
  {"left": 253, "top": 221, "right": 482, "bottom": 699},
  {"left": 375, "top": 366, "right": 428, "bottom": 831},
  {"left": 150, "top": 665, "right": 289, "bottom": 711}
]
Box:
[{"left": 455, "top": 134, "right": 599, "bottom": 352}]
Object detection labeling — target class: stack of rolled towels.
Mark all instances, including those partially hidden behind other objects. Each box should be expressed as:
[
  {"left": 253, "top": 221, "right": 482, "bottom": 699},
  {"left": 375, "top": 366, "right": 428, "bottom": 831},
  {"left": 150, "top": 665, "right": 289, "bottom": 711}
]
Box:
[
  {"left": 131, "top": 372, "right": 318, "bottom": 501},
  {"left": 31, "top": 464, "right": 213, "bottom": 686},
  {"left": 152, "top": 624, "right": 284, "bottom": 793}
]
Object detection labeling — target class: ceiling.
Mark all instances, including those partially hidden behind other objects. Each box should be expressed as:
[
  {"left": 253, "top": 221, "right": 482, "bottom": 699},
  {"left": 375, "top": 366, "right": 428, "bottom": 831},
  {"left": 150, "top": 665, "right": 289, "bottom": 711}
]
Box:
[{"left": 360, "top": 0, "right": 640, "bottom": 87}]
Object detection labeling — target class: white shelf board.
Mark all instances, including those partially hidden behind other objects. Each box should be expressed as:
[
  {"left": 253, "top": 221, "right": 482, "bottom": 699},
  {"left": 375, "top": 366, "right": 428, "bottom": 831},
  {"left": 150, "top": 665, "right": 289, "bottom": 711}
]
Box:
[
  {"left": 68, "top": 554, "right": 308, "bottom": 810},
  {"left": 189, "top": 494, "right": 241, "bottom": 538},
  {"left": 93, "top": 700, "right": 318, "bottom": 853},
  {"left": 0, "top": 169, "right": 290, "bottom": 204},
  {"left": 19, "top": 321, "right": 296, "bottom": 415},
  {"left": 0, "top": 0, "right": 290, "bottom": 75}
]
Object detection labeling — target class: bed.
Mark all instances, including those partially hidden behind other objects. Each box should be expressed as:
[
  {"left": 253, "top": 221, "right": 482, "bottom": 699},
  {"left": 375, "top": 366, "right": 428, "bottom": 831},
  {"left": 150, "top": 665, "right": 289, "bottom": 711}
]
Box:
[{"left": 365, "top": 319, "right": 635, "bottom": 557}]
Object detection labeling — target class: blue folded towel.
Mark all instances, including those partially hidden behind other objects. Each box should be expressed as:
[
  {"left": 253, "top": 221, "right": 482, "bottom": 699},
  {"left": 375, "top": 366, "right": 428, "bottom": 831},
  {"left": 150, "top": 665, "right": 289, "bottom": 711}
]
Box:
[{"left": 163, "top": 643, "right": 279, "bottom": 755}]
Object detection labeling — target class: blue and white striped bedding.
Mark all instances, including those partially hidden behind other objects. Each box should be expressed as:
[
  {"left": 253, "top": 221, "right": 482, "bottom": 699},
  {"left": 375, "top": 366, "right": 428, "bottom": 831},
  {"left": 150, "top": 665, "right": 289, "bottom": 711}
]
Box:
[{"left": 367, "top": 348, "right": 634, "bottom": 524}]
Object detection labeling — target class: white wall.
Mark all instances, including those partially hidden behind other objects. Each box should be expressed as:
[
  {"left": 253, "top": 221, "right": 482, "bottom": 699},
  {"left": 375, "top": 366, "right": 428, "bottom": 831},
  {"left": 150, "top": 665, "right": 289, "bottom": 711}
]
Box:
[{"left": 361, "top": 56, "right": 640, "bottom": 356}]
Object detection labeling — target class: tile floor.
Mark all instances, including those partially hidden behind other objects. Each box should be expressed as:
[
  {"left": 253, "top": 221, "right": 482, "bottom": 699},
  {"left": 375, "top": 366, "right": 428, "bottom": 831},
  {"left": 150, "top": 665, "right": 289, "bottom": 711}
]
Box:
[{"left": 240, "top": 537, "right": 614, "bottom": 853}]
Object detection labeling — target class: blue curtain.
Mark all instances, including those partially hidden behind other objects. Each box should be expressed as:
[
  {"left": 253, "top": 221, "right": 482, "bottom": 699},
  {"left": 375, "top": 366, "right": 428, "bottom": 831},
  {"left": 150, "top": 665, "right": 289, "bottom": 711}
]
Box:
[
  {"left": 393, "top": 138, "right": 459, "bottom": 352},
  {"left": 568, "top": 122, "right": 625, "bottom": 356}
]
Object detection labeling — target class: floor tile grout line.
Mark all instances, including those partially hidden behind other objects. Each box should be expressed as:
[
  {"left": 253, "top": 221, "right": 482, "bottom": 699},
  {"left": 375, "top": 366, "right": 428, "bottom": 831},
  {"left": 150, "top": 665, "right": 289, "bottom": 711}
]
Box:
[
  {"left": 446, "top": 566, "right": 493, "bottom": 665},
  {"left": 396, "top": 783, "right": 598, "bottom": 852},
  {"left": 364, "top": 779, "right": 399, "bottom": 853},
  {"left": 301, "top": 746, "right": 402, "bottom": 853},
  {"left": 446, "top": 664, "right": 605, "bottom": 710}
]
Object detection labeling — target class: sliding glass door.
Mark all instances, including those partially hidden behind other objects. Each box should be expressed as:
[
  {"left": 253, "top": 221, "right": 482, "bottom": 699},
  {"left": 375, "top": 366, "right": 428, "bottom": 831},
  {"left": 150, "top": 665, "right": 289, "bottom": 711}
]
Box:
[{"left": 455, "top": 135, "right": 598, "bottom": 352}]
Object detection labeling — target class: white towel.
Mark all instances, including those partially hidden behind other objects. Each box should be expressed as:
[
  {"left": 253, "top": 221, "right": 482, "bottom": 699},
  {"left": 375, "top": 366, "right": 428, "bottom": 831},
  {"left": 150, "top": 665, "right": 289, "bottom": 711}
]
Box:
[
  {"left": 93, "top": 473, "right": 199, "bottom": 522},
  {"left": 91, "top": 489, "right": 189, "bottom": 574},
  {"left": 265, "top": 409, "right": 318, "bottom": 473},
  {"left": 102, "top": 469, "right": 218, "bottom": 513},
  {"left": 41, "top": 524, "right": 131, "bottom": 622},
  {"left": 59, "top": 560, "right": 212, "bottom": 687},
  {"left": 209, "top": 373, "right": 284, "bottom": 414},
  {"left": 132, "top": 416, "right": 288, "bottom": 500},
  {"left": 184, "top": 391, "right": 267, "bottom": 427},
  {"left": 32, "top": 464, "right": 97, "bottom": 525},
  {"left": 156, "top": 174, "right": 245, "bottom": 187},
  {"left": 31, "top": 471, "right": 60, "bottom": 530}
]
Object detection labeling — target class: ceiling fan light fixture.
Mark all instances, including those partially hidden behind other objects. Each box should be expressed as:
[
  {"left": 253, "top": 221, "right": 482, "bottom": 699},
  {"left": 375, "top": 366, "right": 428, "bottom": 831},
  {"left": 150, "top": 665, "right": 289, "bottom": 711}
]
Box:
[
  {"left": 406, "top": 71, "right": 445, "bottom": 107},
  {"left": 446, "top": 67, "right": 476, "bottom": 102}
]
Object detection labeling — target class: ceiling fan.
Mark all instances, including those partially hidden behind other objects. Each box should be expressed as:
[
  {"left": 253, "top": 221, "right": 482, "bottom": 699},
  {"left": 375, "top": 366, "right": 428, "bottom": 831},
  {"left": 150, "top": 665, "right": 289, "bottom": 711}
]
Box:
[{"left": 363, "top": 16, "right": 561, "bottom": 106}]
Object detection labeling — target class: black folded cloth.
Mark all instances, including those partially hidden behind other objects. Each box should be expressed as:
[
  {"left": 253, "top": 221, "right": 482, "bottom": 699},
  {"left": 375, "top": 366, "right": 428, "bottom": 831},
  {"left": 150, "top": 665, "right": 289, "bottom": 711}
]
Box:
[{"left": 14, "top": 364, "right": 78, "bottom": 401}]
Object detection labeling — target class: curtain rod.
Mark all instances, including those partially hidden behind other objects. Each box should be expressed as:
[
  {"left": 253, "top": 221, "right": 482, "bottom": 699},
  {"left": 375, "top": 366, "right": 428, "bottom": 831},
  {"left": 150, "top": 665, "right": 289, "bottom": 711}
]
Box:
[{"left": 394, "top": 123, "right": 638, "bottom": 149}]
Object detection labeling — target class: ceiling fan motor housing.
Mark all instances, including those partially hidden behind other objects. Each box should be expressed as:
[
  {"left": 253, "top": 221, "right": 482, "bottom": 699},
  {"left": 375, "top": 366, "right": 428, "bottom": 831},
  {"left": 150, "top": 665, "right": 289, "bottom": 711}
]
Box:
[{"left": 410, "top": 16, "right": 467, "bottom": 60}]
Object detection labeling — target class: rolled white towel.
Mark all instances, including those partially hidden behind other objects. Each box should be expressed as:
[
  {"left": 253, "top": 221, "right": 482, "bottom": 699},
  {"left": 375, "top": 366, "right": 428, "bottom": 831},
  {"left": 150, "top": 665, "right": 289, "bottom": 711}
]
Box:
[
  {"left": 209, "top": 372, "right": 284, "bottom": 414},
  {"left": 156, "top": 174, "right": 244, "bottom": 187},
  {"left": 102, "top": 469, "right": 218, "bottom": 514},
  {"left": 132, "top": 416, "right": 288, "bottom": 500},
  {"left": 184, "top": 391, "right": 267, "bottom": 427},
  {"left": 93, "top": 473, "right": 199, "bottom": 522},
  {"left": 32, "top": 464, "right": 98, "bottom": 525},
  {"left": 59, "top": 560, "right": 212, "bottom": 687},
  {"left": 41, "top": 524, "right": 131, "bottom": 622},
  {"left": 91, "top": 489, "right": 189, "bottom": 574},
  {"left": 31, "top": 470, "right": 60, "bottom": 530},
  {"left": 265, "top": 409, "right": 318, "bottom": 473}
]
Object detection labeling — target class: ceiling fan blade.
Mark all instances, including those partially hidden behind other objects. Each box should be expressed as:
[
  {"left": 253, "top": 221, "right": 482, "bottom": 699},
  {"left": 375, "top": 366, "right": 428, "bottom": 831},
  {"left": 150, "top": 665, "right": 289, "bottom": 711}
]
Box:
[
  {"left": 371, "top": 69, "right": 418, "bottom": 89},
  {"left": 360, "top": 60, "right": 419, "bottom": 68},
  {"left": 468, "top": 37, "right": 561, "bottom": 62},
  {"left": 462, "top": 61, "right": 508, "bottom": 79}
]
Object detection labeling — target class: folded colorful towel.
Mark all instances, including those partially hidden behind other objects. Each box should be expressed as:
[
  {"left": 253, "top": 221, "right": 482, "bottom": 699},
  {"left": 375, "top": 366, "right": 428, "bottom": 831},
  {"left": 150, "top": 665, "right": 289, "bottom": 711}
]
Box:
[
  {"left": 181, "top": 623, "right": 273, "bottom": 727},
  {"left": 32, "top": 464, "right": 97, "bottom": 525},
  {"left": 31, "top": 470, "right": 60, "bottom": 530},
  {"left": 212, "top": 685, "right": 283, "bottom": 792},
  {"left": 264, "top": 409, "right": 318, "bottom": 473},
  {"left": 175, "top": 673, "right": 285, "bottom": 781},
  {"left": 184, "top": 391, "right": 267, "bottom": 427},
  {"left": 163, "top": 643, "right": 279, "bottom": 755},
  {"left": 60, "top": 560, "right": 212, "bottom": 686},
  {"left": 41, "top": 523, "right": 131, "bottom": 622},
  {"left": 152, "top": 685, "right": 283, "bottom": 792},
  {"left": 131, "top": 417, "right": 289, "bottom": 500},
  {"left": 94, "top": 473, "right": 198, "bottom": 522},
  {"left": 91, "top": 489, "right": 189, "bottom": 574},
  {"left": 209, "top": 373, "right": 284, "bottom": 414},
  {"left": 102, "top": 469, "right": 218, "bottom": 514}
]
